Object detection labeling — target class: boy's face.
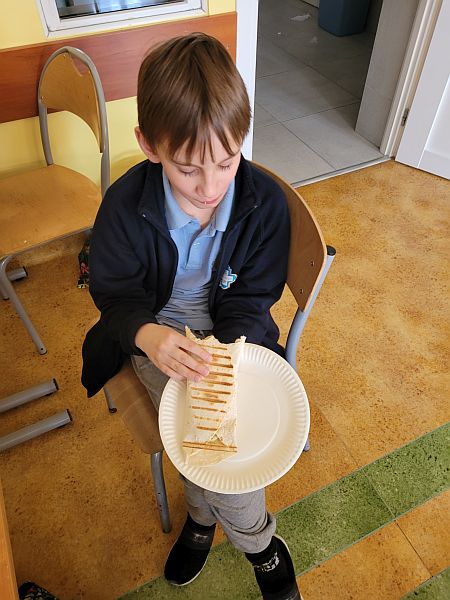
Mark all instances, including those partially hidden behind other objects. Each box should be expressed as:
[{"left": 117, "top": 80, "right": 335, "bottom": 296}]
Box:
[{"left": 136, "top": 128, "right": 241, "bottom": 219}]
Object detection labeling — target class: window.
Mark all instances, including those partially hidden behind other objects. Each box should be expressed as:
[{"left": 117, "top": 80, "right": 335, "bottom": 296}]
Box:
[
  {"left": 37, "top": 0, "right": 205, "bottom": 35},
  {"left": 56, "top": 1, "right": 186, "bottom": 19}
]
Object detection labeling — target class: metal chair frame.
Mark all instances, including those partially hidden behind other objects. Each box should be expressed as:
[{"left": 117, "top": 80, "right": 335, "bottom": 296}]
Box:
[
  {"left": 0, "top": 46, "right": 109, "bottom": 355},
  {"left": 0, "top": 380, "right": 72, "bottom": 452}
]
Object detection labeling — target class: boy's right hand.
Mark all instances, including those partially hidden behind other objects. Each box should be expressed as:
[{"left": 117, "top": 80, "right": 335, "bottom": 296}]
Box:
[{"left": 134, "top": 323, "right": 211, "bottom": 382}]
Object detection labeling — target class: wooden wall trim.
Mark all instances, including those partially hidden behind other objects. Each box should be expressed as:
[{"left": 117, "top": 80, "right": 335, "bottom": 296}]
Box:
[{"left": 0, "top": 12, "right": 236, "bottom": 124}]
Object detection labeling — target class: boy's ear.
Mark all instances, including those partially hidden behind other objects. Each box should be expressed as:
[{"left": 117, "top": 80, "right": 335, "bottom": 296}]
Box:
[{"left": 135, "top": 127, "right": 161, "bottom": 163}]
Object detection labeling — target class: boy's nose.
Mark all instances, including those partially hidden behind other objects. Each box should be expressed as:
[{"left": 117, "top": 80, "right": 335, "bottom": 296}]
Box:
[{"left": 198, "top": 175, "right": 218, "bottom": 199}]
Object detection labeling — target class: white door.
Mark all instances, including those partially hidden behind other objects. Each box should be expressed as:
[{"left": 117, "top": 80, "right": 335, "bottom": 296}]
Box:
[{"left": 396, "top": 0, "right": 450, "bottom": 179}]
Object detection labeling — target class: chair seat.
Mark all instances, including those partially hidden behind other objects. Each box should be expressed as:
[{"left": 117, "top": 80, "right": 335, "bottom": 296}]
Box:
[
  {"left": 104, "top": 359, "right": 163, "bottom": 455},
  {"left": 0, "top": 164, "right": 101, "bottom": 258}
]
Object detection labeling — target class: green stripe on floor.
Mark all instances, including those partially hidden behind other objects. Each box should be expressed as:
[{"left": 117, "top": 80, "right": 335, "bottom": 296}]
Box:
[
  {"left": 401, "top": 567, "right": 450, "bottom": 599},
  {"left": 278, "top": 470, "right": 392, "bottom": 572},
  {"left": 119, "top": 422, "right": 450, "bottom": 599},
  {"left": 362, "top": 423, "right": 450, "bottom": 516}
]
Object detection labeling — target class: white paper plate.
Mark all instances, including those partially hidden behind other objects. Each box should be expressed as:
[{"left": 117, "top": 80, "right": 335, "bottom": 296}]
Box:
[{"left": 159, "top": 343, "right": 310, "bottom": 494}]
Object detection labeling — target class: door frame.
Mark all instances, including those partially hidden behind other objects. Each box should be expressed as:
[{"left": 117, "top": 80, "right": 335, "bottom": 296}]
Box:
[
  {"left": 380, "top": 0, "right": 443, "bottom": 156},
  {"left": 236, "top": 0, "right": 259, "bottom": 158}
]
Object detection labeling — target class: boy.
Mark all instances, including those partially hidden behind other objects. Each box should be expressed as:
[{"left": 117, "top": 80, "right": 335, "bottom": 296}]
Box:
[{"left": 82, "top": 33, "right": 302, "bottom": 599}]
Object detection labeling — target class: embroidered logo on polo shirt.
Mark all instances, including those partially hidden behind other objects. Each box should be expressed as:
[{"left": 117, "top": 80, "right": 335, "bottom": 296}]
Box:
[{"left": 219, "top": 266, "right": 237, "bottom": 289}]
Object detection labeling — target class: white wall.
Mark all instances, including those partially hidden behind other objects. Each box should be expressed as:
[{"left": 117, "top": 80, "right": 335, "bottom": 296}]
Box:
[
  {"left": 356, "top": 0, "right": 420, "bottom": 147},
  {"left": 421, "top": 80, "right": 450, "bottom": 175},
  {"left": 236, "top": 0, "right": 259, "bottom": 158}
]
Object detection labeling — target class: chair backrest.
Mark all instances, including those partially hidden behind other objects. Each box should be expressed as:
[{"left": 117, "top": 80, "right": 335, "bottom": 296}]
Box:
[
  {"left": 37, "top": 46, "right": 110, "bottom": 197},
  {"left": 252, "top": 162, "right": 327, "bottom": 312}
]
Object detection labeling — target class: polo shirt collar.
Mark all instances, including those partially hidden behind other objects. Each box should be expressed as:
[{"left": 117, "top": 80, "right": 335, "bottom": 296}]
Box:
[
  {"left": 162, "top": 170, "right": 235, "bottom": 233},
  {"left": 162, "top": 171, "right": 192, "bottom": 230}
]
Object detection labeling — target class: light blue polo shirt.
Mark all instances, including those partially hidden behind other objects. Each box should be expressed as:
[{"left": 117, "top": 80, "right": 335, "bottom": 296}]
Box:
[{"left": 155, "top": 170, "right": 235, "bottom": 332}]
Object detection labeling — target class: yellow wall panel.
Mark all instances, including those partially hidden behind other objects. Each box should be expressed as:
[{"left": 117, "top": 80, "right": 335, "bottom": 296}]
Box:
[
  {"left": 209, "top": 0, "right": 236, "bottom": 15},
  {"left": 0, "top": 1, "right": 46, "bottom": 49}
]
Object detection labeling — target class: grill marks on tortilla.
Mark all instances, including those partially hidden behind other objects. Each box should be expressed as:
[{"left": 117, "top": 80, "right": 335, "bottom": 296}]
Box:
[
  {"left": 190, "top": 405, "right": 226, "bottom": 414},
  {"left": 193, "top": 415, "right": 221, "bottom": 424},
  {"left": 183, "top": 441, "right": 237, "bottom": 452},
  {"left": 188, "top": 344, "right": 235, "bottom": 438},
  {"left": 191, "top": 396, "right": 228, "bottom": 403},
  {"left": 183, "top": 329, "right": 246, "bottom": 461},
  {"left": 191, "top": 389, "right": 231, "bottom": 395},
  {"left": 207, "top": 371, "right": 233, "bottom": 378}
]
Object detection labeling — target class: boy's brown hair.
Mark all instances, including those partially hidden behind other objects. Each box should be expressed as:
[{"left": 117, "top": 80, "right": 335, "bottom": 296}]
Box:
[{"left": 137, "top": 32, "right": 251, "bottom": 161}]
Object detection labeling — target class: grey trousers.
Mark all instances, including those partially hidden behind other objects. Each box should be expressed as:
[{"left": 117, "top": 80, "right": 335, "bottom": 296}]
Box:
[{"left": 131, "top": 352, "right": 276, "bottom": 553}]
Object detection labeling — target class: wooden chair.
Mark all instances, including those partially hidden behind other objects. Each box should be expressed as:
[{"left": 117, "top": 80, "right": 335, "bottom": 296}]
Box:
[
  {"left": 0, "top": 46, "right": 109, "bottom": 355},
  {"left": 102, "top": 162, "right": 336, "bottom": 533}
]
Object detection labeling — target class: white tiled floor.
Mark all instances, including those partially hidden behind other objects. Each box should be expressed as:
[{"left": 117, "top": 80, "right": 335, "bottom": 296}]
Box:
[{"left": 253, "top": 0, "right": 384, "bottom": 184}]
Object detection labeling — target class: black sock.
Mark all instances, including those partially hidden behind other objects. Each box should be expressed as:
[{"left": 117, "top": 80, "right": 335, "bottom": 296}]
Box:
[
  {"left": 246, "top": 537, "right": 293, "bottom": 594},
  {"left": 187, "top": 513, "right": 216, "bottom": 531},
  {"left": 245, "top": 538, "right": 277, "bottom": 563}
]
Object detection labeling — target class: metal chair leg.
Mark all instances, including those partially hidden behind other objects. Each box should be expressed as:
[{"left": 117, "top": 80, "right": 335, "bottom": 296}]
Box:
[
  {"left": 0, "top": 255, "right": 47, "bottom": 354},
  {"left": 1, "top": 266, "right": 28, "bottom": 300},
  {"left": 103, "top": 388, "right": 117, "bottom": 413},
  {"left": 0, "top": 410, "right": 72, "bottom": 452},
  {"left": 150, "top": 451, "right": 172, "bottom": 533},
  {"left": 0, "top": 379, "right": 58, "bottom": 413}
]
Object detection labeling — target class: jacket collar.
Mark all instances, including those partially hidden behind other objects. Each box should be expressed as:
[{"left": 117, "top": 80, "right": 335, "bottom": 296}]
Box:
[{"left": 137, "top": 156, "right": 260, "bottom": 231}]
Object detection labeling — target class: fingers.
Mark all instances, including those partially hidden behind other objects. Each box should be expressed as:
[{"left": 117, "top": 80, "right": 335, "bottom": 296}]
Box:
[
  {"left": 169, "top": 359, "right": 203, "bottom": 382},
  {"left": 163, "top": 346, "right": 207, "bottom": 381},
  {"left": 179, "top": 347, "right": 210, "bottom": 373},
  {"left": 155, "top": 353, "right": 205, "bottom": 383},
  {"left": 178, "top": 337, "right": 212, "bottom": 364},
  {"left": 160, "top": 364, "right": 184, "bottom": 382},
  {"left": 163, "top": 333, "right": 211, "bottom": 380},
  {"left": 136, "top": 324, "right": 212, "bottom": 382}
]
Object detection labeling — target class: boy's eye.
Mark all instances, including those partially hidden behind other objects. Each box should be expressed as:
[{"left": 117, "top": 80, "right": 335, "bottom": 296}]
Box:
[
  {"left": 180, "top": 169, "right": 197, "bottom": 177},
  {"left": 219, "top": 164, "right": 231, "bottom": 171}
]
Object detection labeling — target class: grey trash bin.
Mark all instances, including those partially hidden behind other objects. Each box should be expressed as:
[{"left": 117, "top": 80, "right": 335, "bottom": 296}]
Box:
[{"left": 319, "top": 0, "right": 371, "bottom": 36}]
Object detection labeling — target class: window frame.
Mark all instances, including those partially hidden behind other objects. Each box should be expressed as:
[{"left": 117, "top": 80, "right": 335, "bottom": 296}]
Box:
[{"left": 36, "top": 0, "right": 206, "bottom": 37}]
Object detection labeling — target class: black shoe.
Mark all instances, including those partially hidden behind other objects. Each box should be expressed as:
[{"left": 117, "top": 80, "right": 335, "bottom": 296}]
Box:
[
  {"left": 246, "top": 535, "right": 303, "bottom": 600},
  {"left": 18, "top": 581, "right": 58, "bottom": 599},
  {"left": 164, "top": 514, "right": 216, "bottom": 586}
]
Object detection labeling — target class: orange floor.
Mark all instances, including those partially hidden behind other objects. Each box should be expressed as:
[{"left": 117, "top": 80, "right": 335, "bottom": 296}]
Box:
[{"left": 0, "top": 160, "right": 449, "bottom": 599}]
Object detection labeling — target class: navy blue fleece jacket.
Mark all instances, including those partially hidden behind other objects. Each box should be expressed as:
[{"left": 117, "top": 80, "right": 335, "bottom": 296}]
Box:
[{"left": 82, "top": 156, "right": 290, "bottom": 396}]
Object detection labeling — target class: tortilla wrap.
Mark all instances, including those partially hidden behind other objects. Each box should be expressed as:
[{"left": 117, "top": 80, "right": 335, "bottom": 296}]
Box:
[{"left": 183, "top": 327, "right": 246, "bottom": 466}]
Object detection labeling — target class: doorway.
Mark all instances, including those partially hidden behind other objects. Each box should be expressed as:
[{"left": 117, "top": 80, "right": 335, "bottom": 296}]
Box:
[{"left": 253, "top": 0, "right": 385, "bottom": 184}]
